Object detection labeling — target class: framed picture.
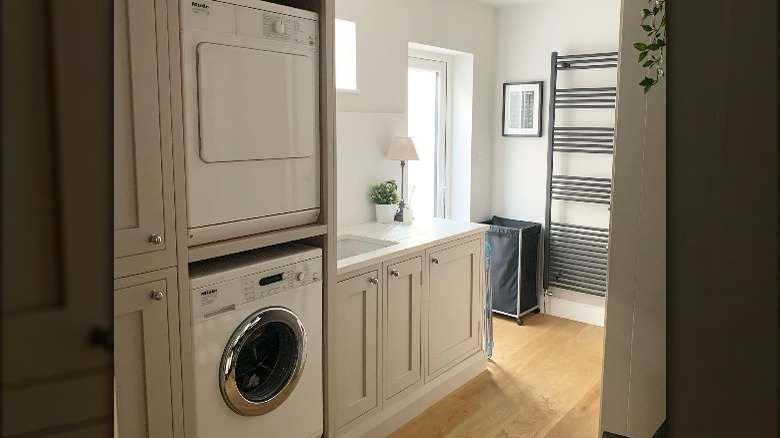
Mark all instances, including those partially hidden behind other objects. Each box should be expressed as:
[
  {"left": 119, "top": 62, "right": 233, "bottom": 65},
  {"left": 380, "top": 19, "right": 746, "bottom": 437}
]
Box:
[{"left": 502, "top": 81, "right": 543, "bottom": 137}]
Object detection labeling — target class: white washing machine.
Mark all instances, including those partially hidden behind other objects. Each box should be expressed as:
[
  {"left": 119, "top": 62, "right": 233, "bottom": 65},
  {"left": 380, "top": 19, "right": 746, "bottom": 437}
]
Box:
[
  {"left": 190, "top": 244, "right": 323, "bottom": 438},
  {"left": 181, "top": 0, "right": 321, "bottom": 245}
]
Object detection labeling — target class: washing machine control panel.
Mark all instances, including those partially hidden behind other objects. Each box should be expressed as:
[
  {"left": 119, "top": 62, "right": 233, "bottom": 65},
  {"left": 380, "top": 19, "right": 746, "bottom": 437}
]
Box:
[
  {"left": 239, "top": 259, "right": 320, "bottom": 304},
  {"left": 191, "top": 248, "right": 322, "bottom": 321}
]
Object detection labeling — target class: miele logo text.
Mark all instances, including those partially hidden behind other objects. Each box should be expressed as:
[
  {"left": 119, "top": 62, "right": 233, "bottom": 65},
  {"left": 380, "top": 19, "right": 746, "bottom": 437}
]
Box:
[
  {"left": 192, "top": 2, "right": 209, "bottom": 8},
  {"left": 201, "top": 288, "right": 217, "bottom": 296}
]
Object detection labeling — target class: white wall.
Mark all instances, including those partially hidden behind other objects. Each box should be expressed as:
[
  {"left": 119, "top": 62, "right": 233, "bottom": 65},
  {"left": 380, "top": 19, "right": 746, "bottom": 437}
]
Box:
[
  {"left": 335, "top": 0, "right": 496, "bottom": 227},
  {"left": 491, "top": 0, "right": 621, "bottom": 326},
  {"left": 599, "top": 0, "right": 666, "bottom": 434}
]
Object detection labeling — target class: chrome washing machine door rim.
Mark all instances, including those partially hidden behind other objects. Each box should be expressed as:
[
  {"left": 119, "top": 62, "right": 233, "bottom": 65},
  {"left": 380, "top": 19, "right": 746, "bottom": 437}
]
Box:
[{"left": 219, "top": 306, "right": 307, "bottom": 416}]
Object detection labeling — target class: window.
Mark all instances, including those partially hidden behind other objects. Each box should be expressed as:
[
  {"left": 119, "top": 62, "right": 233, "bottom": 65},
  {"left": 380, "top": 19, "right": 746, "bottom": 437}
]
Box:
[{"left": 335, "top": 19, "right": 358, "bottom": 91}]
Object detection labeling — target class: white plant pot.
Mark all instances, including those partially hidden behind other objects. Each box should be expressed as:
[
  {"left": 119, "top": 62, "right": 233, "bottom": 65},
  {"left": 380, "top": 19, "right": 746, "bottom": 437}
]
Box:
[{"left": 374, "top": 204, "right": 398, "bottom": 223}]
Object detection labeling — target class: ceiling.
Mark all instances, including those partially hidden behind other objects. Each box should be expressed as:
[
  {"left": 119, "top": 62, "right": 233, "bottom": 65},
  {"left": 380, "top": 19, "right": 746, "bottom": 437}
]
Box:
[{"left": 473, "top": 0, "right": 551, "bottom": 7}]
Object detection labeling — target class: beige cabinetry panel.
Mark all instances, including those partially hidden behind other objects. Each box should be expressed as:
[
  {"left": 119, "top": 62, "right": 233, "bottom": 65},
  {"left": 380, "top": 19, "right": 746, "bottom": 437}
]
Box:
[
  {"left": 426, "top": 239, "right": 482, "bottom": 377},
  {"left": 114, "top": 0, "right": 176, "bottom": 277},
  {"left": 114, "top": 268, "right": 177, "bottom": 437},
  {"left": 383, "top": 256, "right": 422, "bottom": 400},
  {"left": 335, "top": 269, "right": 381, "bottom": 429}
]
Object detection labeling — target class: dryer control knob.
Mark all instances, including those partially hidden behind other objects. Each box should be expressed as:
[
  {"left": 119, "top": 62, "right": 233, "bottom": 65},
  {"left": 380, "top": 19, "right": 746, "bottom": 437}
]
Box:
[
  {"left": 274, "top": 20, "right": 285, "bottom": 34},
  {"left": 296, "top": 272, "right": 306, "bottom": 282}
]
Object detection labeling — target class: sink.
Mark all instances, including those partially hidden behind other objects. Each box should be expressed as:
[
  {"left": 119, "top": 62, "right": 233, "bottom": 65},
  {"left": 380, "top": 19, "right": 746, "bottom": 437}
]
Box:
[{"left": 337, "top": 235, "right": 397, "bottom": 260}]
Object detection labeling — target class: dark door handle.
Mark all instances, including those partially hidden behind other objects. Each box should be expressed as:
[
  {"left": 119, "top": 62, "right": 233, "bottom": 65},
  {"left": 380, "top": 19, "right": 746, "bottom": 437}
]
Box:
[{"left": 90, "top": 322, "right": 113, "bottom": 351}]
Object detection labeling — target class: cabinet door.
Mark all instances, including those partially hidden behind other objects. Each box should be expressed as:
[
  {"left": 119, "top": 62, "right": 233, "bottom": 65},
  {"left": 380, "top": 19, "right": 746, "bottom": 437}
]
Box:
[
  {"left": 384, "top": 257, "right": 422, "bottom": 400},
  {"left": 114, "top": 268, "right": 176, "bottom": 437},
  {"left": 114, "top": 0, "right": 176, "bottom": 275},
  {"left": 427, "top": 239, "right": 482, "bottom": 377},
  {"left": 335, "top": 271, "right": 380, "bottom": 429}
]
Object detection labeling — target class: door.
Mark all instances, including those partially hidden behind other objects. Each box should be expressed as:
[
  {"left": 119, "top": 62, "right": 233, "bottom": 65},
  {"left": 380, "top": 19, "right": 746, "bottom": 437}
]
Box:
[
  {"left": 114, "top": 268, "right": 176, "bottom": 437},
  {"left": 426, "top": 239, "right": 482, "bottom": 377},
  {"left": 335, "top": 270, "right": 380, "bottom": 428},
  {"left": 220, "top": 308, "right": 307, "bottom": 416},
  {"left": 114, "top": 0, "right": 176, "bottom": 274},
  {"left": 384, "top": 256, "right": 422, "bottom": 400},
  {"left": 196, "top": 44, "right": 317, "bottom": 163},
  {"left": 408, "top": 54, "right": 452, "bottom": 219},
  {"left": 2, "top": 1, "right": 115, "bottom": 435}
]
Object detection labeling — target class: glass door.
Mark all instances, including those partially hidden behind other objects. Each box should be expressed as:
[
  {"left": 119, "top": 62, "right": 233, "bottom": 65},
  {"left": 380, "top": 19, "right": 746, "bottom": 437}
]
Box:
[{"left": 408, "top": 56, "right": 450, "bottom": 219}]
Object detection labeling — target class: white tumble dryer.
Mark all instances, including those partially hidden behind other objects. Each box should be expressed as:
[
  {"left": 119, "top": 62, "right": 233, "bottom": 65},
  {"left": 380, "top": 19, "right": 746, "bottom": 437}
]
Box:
[
  {"left": 181, "top": 0, "right": 320, "bottom": 246},
  {"left": 190, "top": 244, "right": 323, "bottom": 438}
]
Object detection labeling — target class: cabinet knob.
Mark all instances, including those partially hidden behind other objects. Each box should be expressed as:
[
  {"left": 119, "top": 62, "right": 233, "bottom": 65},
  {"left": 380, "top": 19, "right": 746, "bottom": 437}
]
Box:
[
  {"left": 150, "top": 290, "right": 164, "bottom": 301},
  {"left": 431, "top": 257, "right": 440, "bottom": 264},
  {"left": 369, "top": 277, "right": 379, "bottom": 285},
  {"left": 390, "top": 269, "right": 400, "bottom": 277},
  {"left": 149, "top": 234, "right": 163, "bottom": 245}
]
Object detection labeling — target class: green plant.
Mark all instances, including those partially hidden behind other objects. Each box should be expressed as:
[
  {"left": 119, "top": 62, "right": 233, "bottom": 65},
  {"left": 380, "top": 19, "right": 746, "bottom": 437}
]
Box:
[
  {"left": 634, "top": 0, "right": 666, "bottom": 94},
  {"left": 369, "top": 182, "right": 400, "bottom": 205}
]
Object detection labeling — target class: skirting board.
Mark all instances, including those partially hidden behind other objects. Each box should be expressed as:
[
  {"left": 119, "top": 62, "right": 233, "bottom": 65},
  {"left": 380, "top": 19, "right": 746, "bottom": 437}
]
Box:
[
  {"left": 543, "top": 288, "right": 605, "bottom": 327},
  {"left": 338, "top": 352, "right": 487, "bottom": 438}
]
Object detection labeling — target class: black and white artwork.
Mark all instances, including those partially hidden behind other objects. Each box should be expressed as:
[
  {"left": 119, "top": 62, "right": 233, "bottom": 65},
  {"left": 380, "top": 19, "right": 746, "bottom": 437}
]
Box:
[{"left": 502, "top": 81, "right": 543, "bottom": 137}]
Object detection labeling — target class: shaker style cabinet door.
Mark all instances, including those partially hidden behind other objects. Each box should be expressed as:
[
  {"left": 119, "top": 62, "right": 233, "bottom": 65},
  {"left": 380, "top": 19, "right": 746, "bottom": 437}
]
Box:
[
  {"left": 426, "top": 239, "right": 482, "bottom": 377},
  {"left": 384, "top": 256, "right": 422, "bottom": 400},
  {"left": 114, "top": 0, "right": 176, "bottom": 276},
  {"left": 335, "top": 271, "right": 380, "bottom": 429},
  {"left": 114, "top": 268, "right": 177, "bottom": 438}
]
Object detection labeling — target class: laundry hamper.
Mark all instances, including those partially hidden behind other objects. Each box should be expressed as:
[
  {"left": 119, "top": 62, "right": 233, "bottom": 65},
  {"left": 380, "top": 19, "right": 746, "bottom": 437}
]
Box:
[{"left": 482, "top": 216, "right": 541, "bottom": 325}]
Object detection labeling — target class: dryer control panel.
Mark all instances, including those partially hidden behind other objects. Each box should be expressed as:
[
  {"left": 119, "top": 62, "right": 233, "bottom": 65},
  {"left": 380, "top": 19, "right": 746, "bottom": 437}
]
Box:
[{"left": 182, "top": 0, "right": 319, "bottom": 49}]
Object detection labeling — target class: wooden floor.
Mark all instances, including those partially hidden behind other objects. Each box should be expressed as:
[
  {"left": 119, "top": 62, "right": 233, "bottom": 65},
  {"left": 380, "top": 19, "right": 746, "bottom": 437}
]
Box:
[{"left": 389, "top": 313, "right": 605, "bottom": 438}]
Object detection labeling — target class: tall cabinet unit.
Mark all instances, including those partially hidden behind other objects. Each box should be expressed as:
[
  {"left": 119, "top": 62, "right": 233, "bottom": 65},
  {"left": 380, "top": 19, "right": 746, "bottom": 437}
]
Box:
[
  {"left": 114, "top": 0, "right": 182, "bottom": 436},
  {"left": 114, "top": 0, "right": 337, "bottom": 435}
]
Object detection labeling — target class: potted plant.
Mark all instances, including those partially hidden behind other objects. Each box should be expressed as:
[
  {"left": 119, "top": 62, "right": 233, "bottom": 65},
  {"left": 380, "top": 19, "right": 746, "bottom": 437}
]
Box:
[{"left": 369, "top": 182, "right": 400, "bottom": 223}]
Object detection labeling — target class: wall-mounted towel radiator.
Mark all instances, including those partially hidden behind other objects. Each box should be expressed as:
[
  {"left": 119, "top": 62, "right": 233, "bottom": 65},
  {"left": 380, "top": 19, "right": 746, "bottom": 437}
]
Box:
[{"left": 543, "top": 51, "right": 618, "bottom": 298}]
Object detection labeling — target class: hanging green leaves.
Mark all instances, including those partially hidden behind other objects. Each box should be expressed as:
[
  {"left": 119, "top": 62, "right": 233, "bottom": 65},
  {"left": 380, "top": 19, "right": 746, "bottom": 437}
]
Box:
[{"left": 634, "top": 0, "right": 666, "bottom": 94}]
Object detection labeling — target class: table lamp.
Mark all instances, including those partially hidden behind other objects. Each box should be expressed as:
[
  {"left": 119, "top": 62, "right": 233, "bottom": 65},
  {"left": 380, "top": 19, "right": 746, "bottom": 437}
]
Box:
[{"left": 386, "top": 136, "right": 419, "bottom": 222}]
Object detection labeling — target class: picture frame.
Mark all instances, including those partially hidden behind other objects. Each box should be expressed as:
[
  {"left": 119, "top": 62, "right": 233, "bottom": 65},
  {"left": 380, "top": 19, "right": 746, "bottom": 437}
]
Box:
[{"left": 502, "top": 81, "right": 543, "bottom": 137}]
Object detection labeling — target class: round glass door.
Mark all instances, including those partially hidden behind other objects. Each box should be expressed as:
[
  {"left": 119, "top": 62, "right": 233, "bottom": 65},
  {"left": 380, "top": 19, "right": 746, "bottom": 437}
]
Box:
[{"left": 220, "top": 307, "right": 307, "bottom": 416}]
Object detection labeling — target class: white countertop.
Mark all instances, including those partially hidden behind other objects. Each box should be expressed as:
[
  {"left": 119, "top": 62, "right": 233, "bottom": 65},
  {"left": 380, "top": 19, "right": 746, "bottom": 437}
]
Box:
[{"left": 337, "top": 218, "right": 489, "bottom": 276}]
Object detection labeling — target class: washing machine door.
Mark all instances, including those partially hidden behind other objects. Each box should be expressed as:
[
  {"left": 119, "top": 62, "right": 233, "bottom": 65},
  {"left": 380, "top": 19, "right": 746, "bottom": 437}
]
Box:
[{"left": 220, "top": 306, "right": 307, "bottom": 416}]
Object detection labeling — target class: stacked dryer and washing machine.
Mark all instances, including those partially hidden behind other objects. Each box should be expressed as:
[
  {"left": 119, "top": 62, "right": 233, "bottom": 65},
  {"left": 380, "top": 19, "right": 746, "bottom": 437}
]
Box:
[{"left": 181, "top": 1, "right": 324, "bottom": 437}]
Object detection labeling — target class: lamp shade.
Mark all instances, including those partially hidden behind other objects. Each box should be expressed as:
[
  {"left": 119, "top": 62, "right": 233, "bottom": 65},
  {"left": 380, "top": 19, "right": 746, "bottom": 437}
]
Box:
[{"left": 386, "top": 136, "right": 419, "bottom": 161}]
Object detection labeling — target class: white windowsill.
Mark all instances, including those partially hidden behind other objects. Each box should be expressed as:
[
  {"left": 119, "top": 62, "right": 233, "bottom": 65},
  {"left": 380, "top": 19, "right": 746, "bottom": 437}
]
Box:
[{"left": 336, "top": 88, "right": 361, "bottom": 94}]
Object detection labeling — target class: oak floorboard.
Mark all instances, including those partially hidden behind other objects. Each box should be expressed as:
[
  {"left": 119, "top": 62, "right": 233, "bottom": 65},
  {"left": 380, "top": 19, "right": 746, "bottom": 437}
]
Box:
[{"left": 388, "top": 313, "right": 604, "bottom": 438}]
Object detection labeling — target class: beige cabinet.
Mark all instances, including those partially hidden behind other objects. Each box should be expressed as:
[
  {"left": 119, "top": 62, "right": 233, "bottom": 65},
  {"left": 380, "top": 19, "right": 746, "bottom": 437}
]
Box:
[
  {"left": 335, "top": 269, "right": 381, "bottom": 429},
  {"left": 114, "top": 0, "right": 176, "bottom": 277},
  {"left": 114, "top": 268, "right": 177, "bottom": 437},
  {"left": 426, "top": 239, "right": 482, "bottom": 377},
  {"left": 383, "top": 256, "right": 422, "bottom": 400}
]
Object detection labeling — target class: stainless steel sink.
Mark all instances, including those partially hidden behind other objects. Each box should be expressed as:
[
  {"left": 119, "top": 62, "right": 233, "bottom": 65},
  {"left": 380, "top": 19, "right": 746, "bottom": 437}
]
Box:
[{"left": 337, "top": 235, "right": 397, "bottom": 260}]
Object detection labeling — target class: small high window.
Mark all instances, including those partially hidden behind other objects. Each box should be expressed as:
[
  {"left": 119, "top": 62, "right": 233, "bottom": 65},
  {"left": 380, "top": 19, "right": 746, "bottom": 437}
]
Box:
[{"left": 335, "top": 19, "right": 358, "bottom": 92}]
